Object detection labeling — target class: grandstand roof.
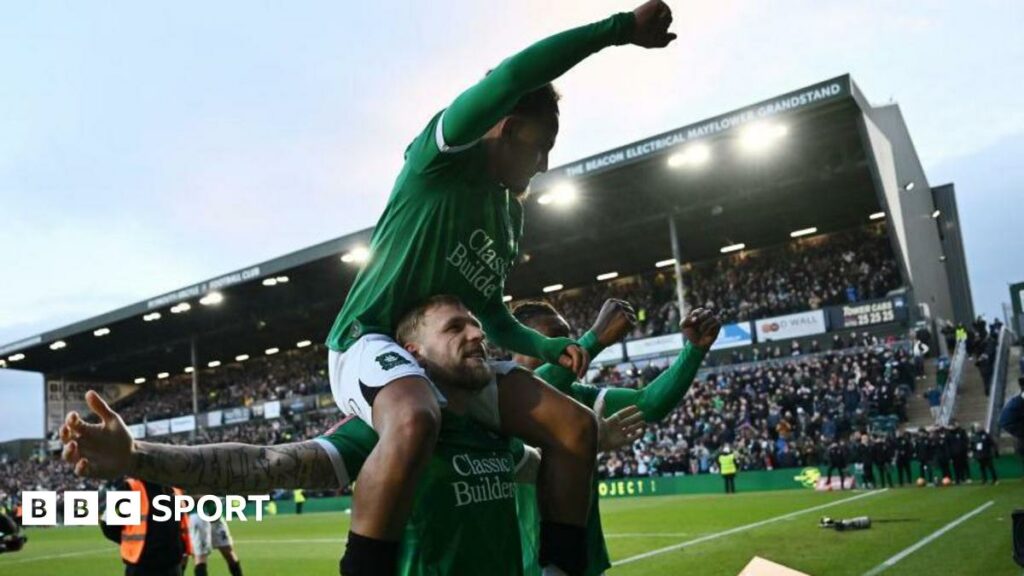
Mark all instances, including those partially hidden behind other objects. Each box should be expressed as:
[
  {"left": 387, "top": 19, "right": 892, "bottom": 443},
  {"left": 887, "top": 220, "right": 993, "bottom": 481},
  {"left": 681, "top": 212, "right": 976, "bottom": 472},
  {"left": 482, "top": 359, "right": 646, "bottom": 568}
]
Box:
[{"left": 2, "top": 74, "right": 892, "bottom": 382}]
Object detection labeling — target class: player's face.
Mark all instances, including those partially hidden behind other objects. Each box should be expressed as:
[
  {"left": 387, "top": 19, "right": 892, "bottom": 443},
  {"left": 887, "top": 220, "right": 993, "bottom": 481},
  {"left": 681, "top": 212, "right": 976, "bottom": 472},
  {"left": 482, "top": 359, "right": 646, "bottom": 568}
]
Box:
[
  {"left": 501, "top": 115, "right": 558, "bottom": 194},
  {"left": 415, "top": 303, "right": 492, "bottom": 391},
  {"left": 512, "top": 313, "right": 571, "bottom": 370}
]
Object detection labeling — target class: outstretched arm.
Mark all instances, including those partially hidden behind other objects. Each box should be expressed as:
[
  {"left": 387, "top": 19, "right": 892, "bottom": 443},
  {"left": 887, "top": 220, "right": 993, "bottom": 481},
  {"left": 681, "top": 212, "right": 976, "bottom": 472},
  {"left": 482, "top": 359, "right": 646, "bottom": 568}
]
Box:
[
  {"left": 578, "top": 308, "right": 720, "bottom": 422},
  {"left": 129, "top": 441, "right": 339, "bottom": 495},
  {"left": 440, "top": 1, "right": 675, "bottom": 148},
  {"left": 60, "top": 391, "right": 344, "bottom": 494},
  {"left": 441, "top": 14, "right": 632, "bottom": 148}
]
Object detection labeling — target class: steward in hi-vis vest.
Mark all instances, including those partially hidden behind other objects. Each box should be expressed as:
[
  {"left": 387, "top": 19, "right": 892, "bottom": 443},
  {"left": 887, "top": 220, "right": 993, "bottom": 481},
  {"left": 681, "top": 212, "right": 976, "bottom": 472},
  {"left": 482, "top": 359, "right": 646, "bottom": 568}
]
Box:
[{"left": 101, "top": 478, "right": 192, "bottom": 576}]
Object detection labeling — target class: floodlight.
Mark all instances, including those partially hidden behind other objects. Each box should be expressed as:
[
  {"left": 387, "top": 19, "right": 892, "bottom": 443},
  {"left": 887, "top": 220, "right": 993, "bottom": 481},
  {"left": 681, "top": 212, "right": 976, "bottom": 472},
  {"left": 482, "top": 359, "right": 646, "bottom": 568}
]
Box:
[
  {"left": 342, "top": 246, "right": 371, "bottom": 264},
  {"left": 656, "top": 258, "right": 676, "bottom": 268},
  {"left": 94, "top": 327, "right": 111, "bottom": 337},
  {"left": 790, "top": 227, "right": 818, "bottom": 238},
  {"left": 720, "top": 243, "right": 746, "bottom": 254},
  {"left": 49, "top": 340, "right": 67, "bottom": 350},
  {"left": 542, "top": 284, "right": 564, "bottom": 293},
  {"left": 199, "top": 292, "right": 224, "bottom": 306},
  {"left": 596, "top": 272, "right": 619, "bottom": 281},
  {"left": 739, "top": 122, "right": 788, "bottom": 152}
]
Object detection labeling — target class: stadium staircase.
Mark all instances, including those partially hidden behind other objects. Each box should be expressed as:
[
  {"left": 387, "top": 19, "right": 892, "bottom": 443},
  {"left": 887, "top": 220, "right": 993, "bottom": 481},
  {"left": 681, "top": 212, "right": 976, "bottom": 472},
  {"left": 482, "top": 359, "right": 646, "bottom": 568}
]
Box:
[
  {"left": 903, "top": 358, "right": 937, "bottom": 427},
  {"left": 952, "top": 358, "right": 993, "bottom": 428},
  {"left": 903, "top": 355, "right": 992, "bottom": 430}
]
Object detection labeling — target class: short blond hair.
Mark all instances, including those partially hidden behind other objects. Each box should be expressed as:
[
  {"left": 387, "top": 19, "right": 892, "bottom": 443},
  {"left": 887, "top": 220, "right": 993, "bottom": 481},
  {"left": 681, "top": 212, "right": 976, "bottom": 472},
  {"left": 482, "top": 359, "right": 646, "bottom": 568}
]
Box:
[{"left": 395, "top": 295, "right": 465, "bottom": 346}]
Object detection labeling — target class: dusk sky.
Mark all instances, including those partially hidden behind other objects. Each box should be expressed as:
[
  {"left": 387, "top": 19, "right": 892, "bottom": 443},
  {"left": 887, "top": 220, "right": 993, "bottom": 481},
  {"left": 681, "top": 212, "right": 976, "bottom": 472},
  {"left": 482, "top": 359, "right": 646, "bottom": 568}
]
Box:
[{"left": 2, "top": 1, "right": 1022, "bottom": 441}]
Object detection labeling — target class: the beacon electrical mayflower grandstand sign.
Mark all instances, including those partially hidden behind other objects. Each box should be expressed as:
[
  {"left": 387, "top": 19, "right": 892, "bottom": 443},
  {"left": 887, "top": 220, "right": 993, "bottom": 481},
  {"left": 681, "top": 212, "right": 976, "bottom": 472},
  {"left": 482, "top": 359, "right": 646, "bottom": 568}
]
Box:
[
  {"left": 537, "top": 76, "right": 850, "bottom": 183},
  {"left": 19, "top": 491, "right": 269, "bottom": 526}
]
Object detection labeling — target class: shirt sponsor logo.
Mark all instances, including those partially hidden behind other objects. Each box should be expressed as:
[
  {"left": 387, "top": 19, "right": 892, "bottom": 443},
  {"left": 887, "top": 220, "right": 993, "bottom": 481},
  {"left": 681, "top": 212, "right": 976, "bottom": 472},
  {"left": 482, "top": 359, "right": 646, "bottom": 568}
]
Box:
[
  {"left": 445, "top": 229, "right": 512, "bottom": 301},
  {"left": 450, "top": 452, "right": 515, "bottom": 507},
  {"left": 375, "top": 352, "right": 411, "bottom": 371}
]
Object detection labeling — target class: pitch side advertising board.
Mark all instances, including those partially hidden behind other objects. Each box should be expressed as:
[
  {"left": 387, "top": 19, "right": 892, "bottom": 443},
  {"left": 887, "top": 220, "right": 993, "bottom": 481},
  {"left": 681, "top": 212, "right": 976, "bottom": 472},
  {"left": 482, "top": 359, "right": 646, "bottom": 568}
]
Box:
[
  {"left": 710, "top": 322, "right": 754, "bottom": 350},
  {"left": 170, "top": 415, "right": 196, "bottom": 433},
  {"left": 829, "top": 296, "right": 907, "bottom": 330},
  {"left": 591, "top": 343, "right": 626, "bottom": 365},
  {"left": 622, "top": 321, "right": 754, "bottom": 359},
  {"left": 626, "top": 333, "right": 684, "bottom": 359},
  {"left": 755, "top": 310, "right": 827, "bottom": 341},
  {"left": 145, "top": 419, "right": 170, "bottom": 436}
]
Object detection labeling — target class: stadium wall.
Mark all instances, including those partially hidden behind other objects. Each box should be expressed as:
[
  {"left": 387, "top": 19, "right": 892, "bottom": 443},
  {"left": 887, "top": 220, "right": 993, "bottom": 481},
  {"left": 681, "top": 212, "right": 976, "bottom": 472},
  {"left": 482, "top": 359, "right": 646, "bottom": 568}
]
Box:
[
  {"left": 597, "top": 455, "right": 1024, "bottom": 498},
  {"left": 931, "top": 183, "right": 975, "bottom": 326},
  {"left": 862, "top": 104, "right": 957, "bottom": 327}
]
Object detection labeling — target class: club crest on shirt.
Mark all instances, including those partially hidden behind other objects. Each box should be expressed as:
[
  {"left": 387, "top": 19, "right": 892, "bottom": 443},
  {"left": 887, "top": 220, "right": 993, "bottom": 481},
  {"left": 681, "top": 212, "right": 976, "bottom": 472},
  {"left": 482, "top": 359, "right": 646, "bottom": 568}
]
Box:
[{"left": 375, "top": 351, "right": 411, "bottom": 371}]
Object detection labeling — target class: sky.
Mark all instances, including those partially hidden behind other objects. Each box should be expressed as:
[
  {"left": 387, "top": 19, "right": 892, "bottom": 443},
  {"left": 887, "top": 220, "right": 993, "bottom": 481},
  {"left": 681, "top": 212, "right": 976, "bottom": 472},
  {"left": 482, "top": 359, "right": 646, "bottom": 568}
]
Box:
[{"left": 1, "top": 1, "right": 1022, "bottom": 442}]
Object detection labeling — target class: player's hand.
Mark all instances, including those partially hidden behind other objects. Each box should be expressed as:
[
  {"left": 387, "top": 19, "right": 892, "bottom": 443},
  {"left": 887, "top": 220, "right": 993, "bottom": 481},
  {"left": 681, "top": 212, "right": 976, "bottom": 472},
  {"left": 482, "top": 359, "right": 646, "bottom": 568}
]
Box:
[
  {"left": 558, "top": 343, "right": 590, "bottom": 380},
  {"left": 590, "top": 299, "right": 638, "bottom": 347},
  {"left": 595, "top": 395, "right": 645, "bottom": 451},
  {"left": 60, "top": 390, "right": 135, "bottom": 479},
  {"left": 631, "top": 0, "right": 677, "bottom": 48},
  {"left": 681, "top": 307, "right": 721, "bottom": 350}
]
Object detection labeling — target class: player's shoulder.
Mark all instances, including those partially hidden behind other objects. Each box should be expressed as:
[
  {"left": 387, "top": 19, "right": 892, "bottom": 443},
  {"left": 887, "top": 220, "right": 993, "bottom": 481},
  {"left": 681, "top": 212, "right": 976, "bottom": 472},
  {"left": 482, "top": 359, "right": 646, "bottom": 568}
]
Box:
[{"left": 403, "top": 109, "right": 481, "bottom": 176}]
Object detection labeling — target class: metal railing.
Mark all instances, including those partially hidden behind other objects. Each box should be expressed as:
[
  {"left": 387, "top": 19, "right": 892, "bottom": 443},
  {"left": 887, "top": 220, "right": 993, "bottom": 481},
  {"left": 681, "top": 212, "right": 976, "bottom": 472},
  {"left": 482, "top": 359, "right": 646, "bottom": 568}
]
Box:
[
  {"left": 985, "top": 326, "right": 1017, "bottom": 434},
  {"left": 937, "top": 337, "right": 967, "bottom": 426}
]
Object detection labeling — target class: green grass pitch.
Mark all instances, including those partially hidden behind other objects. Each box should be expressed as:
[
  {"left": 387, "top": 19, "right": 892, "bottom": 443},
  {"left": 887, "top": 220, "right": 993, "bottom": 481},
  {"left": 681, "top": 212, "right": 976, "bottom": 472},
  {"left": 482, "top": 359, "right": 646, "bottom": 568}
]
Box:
[{"left": 4, "top": 483, "right": 1022, "bottom": 575}]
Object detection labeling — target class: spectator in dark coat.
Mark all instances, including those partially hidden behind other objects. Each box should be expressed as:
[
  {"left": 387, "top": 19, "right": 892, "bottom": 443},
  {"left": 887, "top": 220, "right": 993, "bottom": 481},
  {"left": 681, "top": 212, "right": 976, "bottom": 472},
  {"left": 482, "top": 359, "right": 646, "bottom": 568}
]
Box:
[
  {"left": 970, "top": 424, "right": 998, "bottom": 484},
  {"left": 947, "top": 422, "right": 970, "bottom": 484},
  {"left": 894, "top": 430, "right": 914, "bottom": 486}
]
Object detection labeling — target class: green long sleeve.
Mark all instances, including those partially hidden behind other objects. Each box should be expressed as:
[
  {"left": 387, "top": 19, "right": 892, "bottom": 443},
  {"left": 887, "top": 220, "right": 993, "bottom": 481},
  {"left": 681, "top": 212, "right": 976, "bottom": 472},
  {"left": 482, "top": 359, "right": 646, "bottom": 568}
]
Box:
[
  {"left": 534, "top": 331, "right": 602, "bottom": 393},
  {"left": 440, "top": 13, "right": 635, "bottom": 147},
  {"left": 584, "top": 343, "right": 707, "bottom": 422},
  {"left": 479, "top": 296, "right": 574, "bottom": 365}
]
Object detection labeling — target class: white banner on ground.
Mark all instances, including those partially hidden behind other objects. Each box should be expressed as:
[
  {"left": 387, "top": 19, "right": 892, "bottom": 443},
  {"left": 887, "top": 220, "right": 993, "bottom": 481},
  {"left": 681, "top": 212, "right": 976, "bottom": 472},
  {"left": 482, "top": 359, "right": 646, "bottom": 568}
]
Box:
[{"left": 755, "top": 310, "right": 827, "bottom": 342}]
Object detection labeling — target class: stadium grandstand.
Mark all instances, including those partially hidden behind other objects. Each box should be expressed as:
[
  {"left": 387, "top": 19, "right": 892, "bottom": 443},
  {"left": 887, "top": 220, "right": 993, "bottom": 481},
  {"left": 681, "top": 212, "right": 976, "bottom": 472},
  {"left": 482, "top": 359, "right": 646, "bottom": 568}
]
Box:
[{"left": 0, "top": 75, "right": 992, "bottom": 503}]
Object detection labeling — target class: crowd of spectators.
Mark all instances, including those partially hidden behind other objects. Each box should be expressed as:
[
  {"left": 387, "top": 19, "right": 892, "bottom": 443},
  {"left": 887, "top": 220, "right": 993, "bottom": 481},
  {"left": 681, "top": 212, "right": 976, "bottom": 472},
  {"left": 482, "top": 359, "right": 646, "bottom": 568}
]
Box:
[
  {"left": 596, "top": 340, "right": 916, "bottom": 479},
  {"left": 112, "top": 345, "right": 330, "bottom": 424},
  {"left": 542, "top": 224, "right": 901, "bottom": 338},
  {"left": 7, "top": 223, "right": 910, "bottom": 500},
  {"left": 5, "top": 336, "right": 932, "bottom": 503}
]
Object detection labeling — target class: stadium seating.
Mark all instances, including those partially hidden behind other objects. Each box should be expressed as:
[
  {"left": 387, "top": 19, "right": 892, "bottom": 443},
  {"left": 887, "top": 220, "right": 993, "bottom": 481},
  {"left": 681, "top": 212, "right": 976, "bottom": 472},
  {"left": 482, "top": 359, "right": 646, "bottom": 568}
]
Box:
[
  {"left": 542, "top": 223, "right": 901, "bottom": 336},
  {"left": 597, "top": 341, "right": 915, "bottom": 478}
]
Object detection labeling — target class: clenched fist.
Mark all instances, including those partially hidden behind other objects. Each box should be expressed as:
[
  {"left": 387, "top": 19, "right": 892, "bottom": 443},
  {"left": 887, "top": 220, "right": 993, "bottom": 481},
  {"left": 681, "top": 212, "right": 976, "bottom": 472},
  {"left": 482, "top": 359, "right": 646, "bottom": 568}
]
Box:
[
  {"left": 590, "top": 299, "right": 638, "bottom": 347},
  {"left": 631, "top": 0, "right": 677, "bottom": 48},
  {"left": 681, "top": 307, "right": 721, "bottom": 350}
]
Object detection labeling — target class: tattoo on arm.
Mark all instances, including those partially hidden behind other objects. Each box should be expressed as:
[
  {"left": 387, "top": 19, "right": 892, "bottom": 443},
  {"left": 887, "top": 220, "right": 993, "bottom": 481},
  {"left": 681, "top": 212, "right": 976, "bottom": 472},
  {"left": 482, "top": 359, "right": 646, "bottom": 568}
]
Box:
[{"left": 131, "top": 440, "right": 340, "bottom": 494}]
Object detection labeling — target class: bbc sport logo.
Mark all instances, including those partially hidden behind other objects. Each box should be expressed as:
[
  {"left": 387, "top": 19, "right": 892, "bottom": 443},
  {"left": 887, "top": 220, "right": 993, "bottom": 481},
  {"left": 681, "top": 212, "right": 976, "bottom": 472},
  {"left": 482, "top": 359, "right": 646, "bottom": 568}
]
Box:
[{"left": 20, "top": 491, "right": 270, "bottom": 526}]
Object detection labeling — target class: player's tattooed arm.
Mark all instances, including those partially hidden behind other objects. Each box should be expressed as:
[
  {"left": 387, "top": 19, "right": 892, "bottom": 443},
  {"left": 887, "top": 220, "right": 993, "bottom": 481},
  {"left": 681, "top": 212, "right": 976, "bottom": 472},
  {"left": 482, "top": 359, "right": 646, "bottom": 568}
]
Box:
[
  {"left": 131, "top": 440, "right": 340, "bottom": 494},
  {"left": 60, "top": 390, "right": 342, "bottom": 493}
]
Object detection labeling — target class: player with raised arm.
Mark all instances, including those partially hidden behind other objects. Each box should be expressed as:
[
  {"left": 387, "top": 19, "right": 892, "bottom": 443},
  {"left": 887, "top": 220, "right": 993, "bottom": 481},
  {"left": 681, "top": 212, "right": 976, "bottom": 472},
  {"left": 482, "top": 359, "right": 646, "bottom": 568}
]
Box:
[
  {"left": 321, "top": 2, "right": 676, "bottom": 573},
  {"left": 59, "top": 296, "right": 644, "bottom": 575},
  {"left": 511, "top": 299, "right": 720, "bottom": 575}
]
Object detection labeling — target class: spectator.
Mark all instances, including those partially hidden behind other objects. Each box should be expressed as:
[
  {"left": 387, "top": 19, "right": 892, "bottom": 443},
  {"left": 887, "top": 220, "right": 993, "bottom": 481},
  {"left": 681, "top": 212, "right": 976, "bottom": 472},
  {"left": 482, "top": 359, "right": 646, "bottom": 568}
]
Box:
[{"left": 970, "top": 423, "right": 998, "bottom": 484}]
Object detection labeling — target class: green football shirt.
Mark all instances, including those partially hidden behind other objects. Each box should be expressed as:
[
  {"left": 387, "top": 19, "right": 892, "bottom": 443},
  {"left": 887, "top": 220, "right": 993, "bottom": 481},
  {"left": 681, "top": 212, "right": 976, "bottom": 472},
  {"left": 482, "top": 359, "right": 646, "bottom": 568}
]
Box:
[
  {"left": 317, "top": 413, "right": 527, "bottom": 576},
  {"left": 325, "top": 12, "right": 636, "bottom": 364}
]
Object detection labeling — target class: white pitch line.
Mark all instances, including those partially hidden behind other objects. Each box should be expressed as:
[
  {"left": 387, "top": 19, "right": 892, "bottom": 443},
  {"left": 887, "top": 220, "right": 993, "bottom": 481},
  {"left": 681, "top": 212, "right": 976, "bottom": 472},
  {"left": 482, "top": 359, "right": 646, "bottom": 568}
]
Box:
[
  {"left": 236, "top": 537, "right": 347, "bottom": 544},
  {"left": 861, "top": 500, "right": 994, "bottom": 576},
  {"left": 0, "top": 548, "right": 109, "bottom": 565},
  {"left": 605, "top": 532, "right": 690, "bottom": 538},
  {"left": 0, "top": 538, "right": 349, "bottom": 566},
  {"left": 614, "top": 489, "right": 888, "bottom": 567}
]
